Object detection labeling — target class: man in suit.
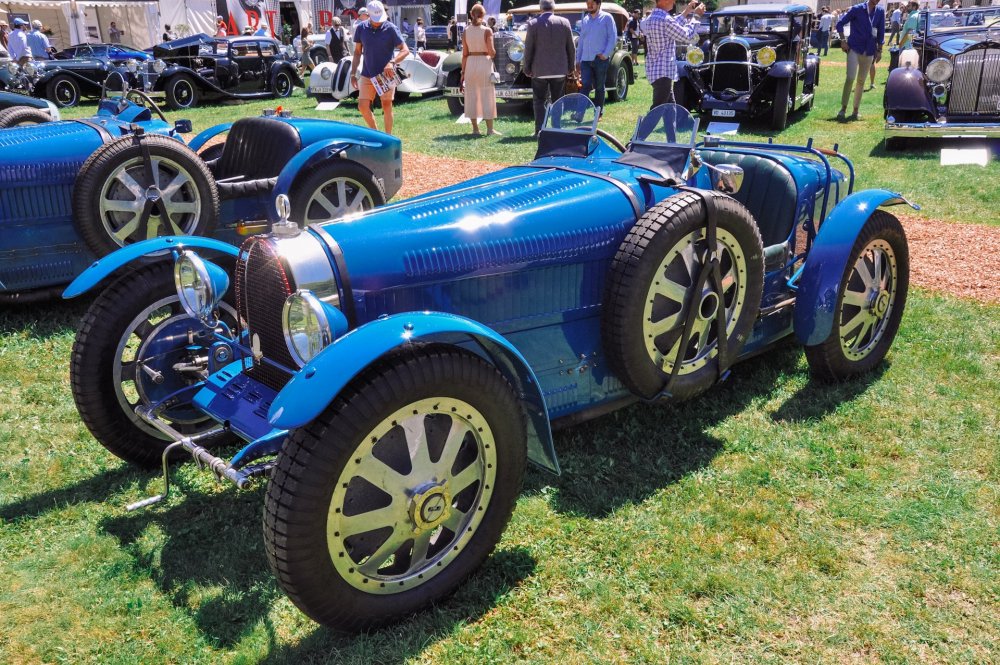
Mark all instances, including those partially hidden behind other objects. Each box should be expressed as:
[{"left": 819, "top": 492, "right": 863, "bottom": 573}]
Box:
[{"left": 523, "top": 0, "right": 576, "bottom": 136}]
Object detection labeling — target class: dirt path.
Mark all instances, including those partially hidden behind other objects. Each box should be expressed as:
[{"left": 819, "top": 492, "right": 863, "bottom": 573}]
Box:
[{"left": 401, "top": 152, "right": 999, "bottom": 305}]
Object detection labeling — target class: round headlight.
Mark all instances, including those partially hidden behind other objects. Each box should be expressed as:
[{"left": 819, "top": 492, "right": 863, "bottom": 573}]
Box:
[
  {"left": 320, "top": 66, "right": 332, "bottom": 80},
  {"left": 505, "top": 62, "right": 516, "bottom": 74},
  {"left": 507, "top": 40, "right": 524, "bottom": 62},
  {"left": 925, "top": 57, "right": 953, "bottom": 83},
  {"left": 282, "top": 291, "right": 335, "bottom": 367},
  {"left": 173, "top": 251, "right": 228, "bottom": 324},
  {"left": 152, "top": 59, "right": 167, "bottom": 74},
  {"left": 756, "top": 46, "right": 777, "bottom": 66},
  {"left": 126, "top": 58, "right": 138, "bottom": 73},
  {"left": 7, "top": 62, "right": 19, "bottom": 76},
  {"left": 22, "top": 62, "right": 36, "bottom": 77},
  {"left": 686, "top": 46, "right": 704, "bottom": 66}
]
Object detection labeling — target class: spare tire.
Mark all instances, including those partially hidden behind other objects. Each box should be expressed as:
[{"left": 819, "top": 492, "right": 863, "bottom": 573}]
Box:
[
  {"left": 72, "top": 134, "right": 220, "bottom": 258},
  {"left": 0, "top": 106, "right": 52, "bottom": 128},
  {"left": 602, "top": 191, "right": 765, "bottom": 400}
]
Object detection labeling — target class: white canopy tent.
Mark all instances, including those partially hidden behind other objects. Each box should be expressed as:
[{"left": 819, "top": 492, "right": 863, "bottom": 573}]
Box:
[{"left": 0, "top": 0, "right": 158, "bottom": 50}]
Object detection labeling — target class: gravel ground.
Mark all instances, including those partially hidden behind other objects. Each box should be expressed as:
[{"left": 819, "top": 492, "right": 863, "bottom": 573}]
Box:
[{"left": 401, "top": 152, "right": 999, "bottom": 304}]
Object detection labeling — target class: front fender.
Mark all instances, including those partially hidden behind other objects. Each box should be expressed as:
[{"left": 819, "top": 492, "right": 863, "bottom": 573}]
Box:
[
  {"left": 765, "top": 61, "right": 796, "bottom": 79},
  {"left": 188, "top": 122, "right": 235, "bottom": 152},
  {"left": 442, "top": 52, "right": 462, "bottom": 73},
  {"left": 270, "top": 137, "right": 385, "bottom": 220},
  {"left": 794, "top": 190, "right": 918, "bottom": 346},
  {"left": 62, "top": 236, "right": 239, "bottom": 298},
  {"left": 268, "top": 311, "right": 559, "bottom": 474},
  {"left": 884, "top": 65, "right": 935, "bottom": 116}
]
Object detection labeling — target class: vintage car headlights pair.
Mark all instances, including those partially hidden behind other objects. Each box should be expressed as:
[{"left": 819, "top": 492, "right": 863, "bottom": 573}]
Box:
[
  {"left": 174, "top": 252, "right": 230, "bottom": 326},
  {"left": 755, "top": 46, "right": 777, "bottom": 66},
  {"left": 925, "top": 57, "right": 953, "bottom": 83}
]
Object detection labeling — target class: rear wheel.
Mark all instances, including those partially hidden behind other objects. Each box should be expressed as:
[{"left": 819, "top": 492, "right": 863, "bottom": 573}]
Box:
[
  {"left": 804, "top": 211, "right": 909, "bottom": 380},
  {"left": 608, "top": 63, "right": 629, "bottom": 102},
  {"left": 273, "top": 70, "right": 294, "bottom": 98},
  {"left": 47, "top": 74, "right": 81, "bottom": 108},
  {"left": 0, "top": 106, "right": 52, "bottom": 127},
  {"left": 264, "top": 347, "right": 527, "bottom": 630},
  {"left": 288, "top": 161, "right": 385, "bottom": 224},
  {"left": 446, "top": 69, "right": 464, "bottom": 116},
  {"left": 71, "top": 261, "right": 237, "bottom": 467}
]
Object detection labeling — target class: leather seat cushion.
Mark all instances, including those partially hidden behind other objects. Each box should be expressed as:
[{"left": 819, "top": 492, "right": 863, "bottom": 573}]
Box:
[
  {"left": 217, "top": 177, "right": 278, "bottom": 201},
  {"left": 213, "top": 117, "right": 302, "bottom": 182},
  {"left": 699, "top": 149, "right": 797, "bottom": 247},
  {"left": 418, "top": 51, "right": 441, "bottom": 67}
]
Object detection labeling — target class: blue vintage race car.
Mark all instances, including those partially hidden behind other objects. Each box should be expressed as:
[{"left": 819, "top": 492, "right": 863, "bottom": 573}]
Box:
[
  {"left": 65, "top": 95, "right": 913, "bottom": 631},
  {"left": 0, "top": 89, "right": 401, "bottom": 302}
]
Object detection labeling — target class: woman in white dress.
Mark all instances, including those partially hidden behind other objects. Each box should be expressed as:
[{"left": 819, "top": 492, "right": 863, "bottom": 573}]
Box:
[{"left": 461, "top": 4, "right": 500, "bottom": 136}]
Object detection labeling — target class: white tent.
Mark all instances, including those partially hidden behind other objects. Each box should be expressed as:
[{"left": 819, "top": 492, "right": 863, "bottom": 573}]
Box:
[
  {"left": 0, "top": 0, "right": 158, "bottom": 49},
  {"left": 158, "top": 0, "right": 217, "bottom": 39}
]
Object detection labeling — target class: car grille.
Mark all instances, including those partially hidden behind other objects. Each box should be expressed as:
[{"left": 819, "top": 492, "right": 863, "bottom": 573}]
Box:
[
  {"left": 711, "top": 42, "right": 750, "bottom": 92},
  {"left": 493, "top": 33, "right": 519, "bottom": 84},
  {"left": 947, "top": 47, "right": 1000, "bottom": 115},
  {"left": 235, "top": 236, "right": 296, "bottom": 391}
]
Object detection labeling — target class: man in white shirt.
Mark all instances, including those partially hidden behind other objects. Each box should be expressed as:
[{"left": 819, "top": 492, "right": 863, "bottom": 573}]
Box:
[
  {"left": 888, "top": 5, "right": 902, "bottom": 44},
  {"left": 817, "top": 6, "right": 833, "bottom": 56},
  {"left": 8, "top": 18, "right": 30, "bottom": 65},
  {"left": 27, "top": 20, "right": 51, "bottom": 59}
]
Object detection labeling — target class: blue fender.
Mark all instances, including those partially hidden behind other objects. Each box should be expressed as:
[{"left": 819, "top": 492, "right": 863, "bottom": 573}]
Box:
[
  {"left": 765, "top": 61, "right": 796, "bottom": 79},
  {"left": 269, "top": 138, "right": 385, "bottom": 222},
  {"left": 62, "top": 236, "right": 239, "bottom": 298},
  {"left": 268, "top": 311, "right": 560, "bottom": 474},
  {"left": 188, "top": 122, "right": 235, "bottom": 152},
  {"left": 793, "top": 190, "right": 918, "bottom": 346}
]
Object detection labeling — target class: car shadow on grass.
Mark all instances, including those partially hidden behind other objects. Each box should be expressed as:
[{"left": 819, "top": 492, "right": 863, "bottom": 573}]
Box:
[
  {"left": 0, "top": 296, "right": 92, "bottom": 339},
  {"left": 771, "top": 361, "right": 887, "bottom": 423},
  {"left": 97, "top": 482, "right": 535, "bottom": 658},
  {"left": 0, "top": 465, "right": 141, "bottom": 522},
  {"left": 524, "top": 343, "right": 803, "bottom": 519}
]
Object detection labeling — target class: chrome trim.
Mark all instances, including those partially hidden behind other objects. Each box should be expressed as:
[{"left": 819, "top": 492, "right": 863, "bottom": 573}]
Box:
[
  {"left": 884, "top": 121, "right": 1000, "bottom": 137},
  {"left": 269, "top": 231, "right": 340, "bottom": 305}
]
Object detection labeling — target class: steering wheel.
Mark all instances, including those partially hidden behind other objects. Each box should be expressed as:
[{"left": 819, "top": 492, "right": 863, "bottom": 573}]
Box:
[
  {"left": 596, "top": 127, "right": 627, "bottom": 152},
  {"left": 125, "top": 88, "right": 169, "bottom": 123}
]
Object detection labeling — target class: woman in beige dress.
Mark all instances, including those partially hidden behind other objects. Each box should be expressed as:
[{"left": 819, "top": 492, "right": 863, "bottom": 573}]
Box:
[{"left": 461, "top": 3, "right": 501, "bottom": 136}]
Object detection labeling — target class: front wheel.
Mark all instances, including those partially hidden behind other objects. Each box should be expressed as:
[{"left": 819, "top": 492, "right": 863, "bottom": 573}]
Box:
[
  {"left": 0, "top": 106, "right": 52, "bottom": 127},
  {"left": 288, "top": 160, "right": 385, "bottom": 225},
  {"left": 771, "top": 77, "right": 791, "bottom": 130},
  {"left": 165, "top": 74, "right": 199, "bottom": 110},
  {"left": 47, "top": 74, "right": 81, "bottom": 108},
  {"left": 804, "top": 211, "right": 909, "bottom": 380},
  {"left": 446, "top": 69, "right": 464, "bottom": 116},
  {"left": 264, "top": 347, "right": 527, "bottom": 630},
  {"left": 71, "top": 261, "right": 237, "bottom": 467}
]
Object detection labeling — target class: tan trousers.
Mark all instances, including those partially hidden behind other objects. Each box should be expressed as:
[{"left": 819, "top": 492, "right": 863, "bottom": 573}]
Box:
[{"left": 841, "top": 49, "right": 873, "bottom": 113}]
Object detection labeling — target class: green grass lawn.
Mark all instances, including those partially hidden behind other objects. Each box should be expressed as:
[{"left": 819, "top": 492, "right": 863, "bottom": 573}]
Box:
[
  {"left": 1, "top": 54, "right": 998, "bottom": 664},
  {"left": 56, "top": 51, "right": 1000, "bottom": 226}
]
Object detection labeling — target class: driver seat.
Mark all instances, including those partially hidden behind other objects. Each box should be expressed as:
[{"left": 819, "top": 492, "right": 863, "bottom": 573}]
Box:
[{"left": 208, "top": 117, "right": 302, "bottom": 199}]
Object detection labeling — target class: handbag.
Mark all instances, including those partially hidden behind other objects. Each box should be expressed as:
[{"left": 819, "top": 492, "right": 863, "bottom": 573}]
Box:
[
  {"left": 564, "top": 73, "right": 582, "bottom": 95},
  {"left": 490, "top": 68, "right": 501, "bottom": 84}
]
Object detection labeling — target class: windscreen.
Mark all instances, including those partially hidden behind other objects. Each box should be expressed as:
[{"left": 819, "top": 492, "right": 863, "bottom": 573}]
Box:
[
  {"left": 633, "top": 103, "right": 698, "bottom": 148},
  {"left": 543, "top": 93, "right": 598, "bottom": 133}
]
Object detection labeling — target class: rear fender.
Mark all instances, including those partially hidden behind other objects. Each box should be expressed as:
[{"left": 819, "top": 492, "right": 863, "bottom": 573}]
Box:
[
  {"left": 271, "top": 137, "right": 385, "bottom": 220},
  {"left": 442, "top": 51, "right": 463, "bottom": 73},
  {"left": 188, "top": 122, "right": 235, "bottom": 152},
  {"left": 268, "top": 311, "right": 559, "bottom": 474},
  {"left": 793, "top": 190, "right": 918, "bottom": 346},
  {"left": 62, "top": 236, "right": 239, "bottom": 298}
]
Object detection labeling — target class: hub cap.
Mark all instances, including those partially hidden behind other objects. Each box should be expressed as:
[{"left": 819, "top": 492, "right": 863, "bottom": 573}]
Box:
[
  {"left": 642, "top": 228, "right": 747, "bottom": 374},
  {"left": 327, "top": 397, "right": 497, "bottom": 593},
  {"left": 99, "top": 156, "right": 202, "bottom": 246},
  {"left": 839, "top": 239, "right": 898, "bottom": 361}
]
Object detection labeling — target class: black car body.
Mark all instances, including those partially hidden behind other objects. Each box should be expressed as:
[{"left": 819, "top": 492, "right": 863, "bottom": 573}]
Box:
[
  {"left": 423, "top": 25, "right": 450, "bottom": 50},
  {"left": 884, "top": 6, "right": 1000, "bottom": 141},
  {"left": 678, "top": 3, "right": 820, "bottom": 130},
  {"left": 442, "top": 2, "right": 635, "bottom": 115},
  {"left": 134, "top": 34, "right": 302, "bottom": 110}
]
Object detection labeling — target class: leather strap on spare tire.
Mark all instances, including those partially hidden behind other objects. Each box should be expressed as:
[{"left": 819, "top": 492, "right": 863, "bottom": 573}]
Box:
[{"left": 602, "top": 190, "right": 765, "bottom": 401}]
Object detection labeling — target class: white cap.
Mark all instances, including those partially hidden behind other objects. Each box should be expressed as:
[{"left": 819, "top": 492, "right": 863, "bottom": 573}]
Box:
[{"left": 366, "top": 1, "right": 386, "bottom": 22}]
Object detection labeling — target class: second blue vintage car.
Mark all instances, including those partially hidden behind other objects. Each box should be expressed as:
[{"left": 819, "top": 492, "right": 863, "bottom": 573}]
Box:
[
  {"left": 64, "top": 96, "right": 912, "bottom": 631},
  {"left": 0, "top": 87, "right": 401, "bottom": 301}
]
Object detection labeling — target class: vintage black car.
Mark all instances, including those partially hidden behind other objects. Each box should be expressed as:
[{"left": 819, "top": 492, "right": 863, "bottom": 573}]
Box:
[
  {"left": 884, "top": 6, "right": 1000, "bottom": 145},
  {"left": 132, "top": 34, "right": 302, "bottom": 110},
  {"left": 678, "top": 3, "right": 820, "bottom": 130},
  {"left": 443, "top": 2, "right": 635, "bottom": 116},
  {"left": 0, "top": 89, "right": 59, "bottom": 126}
]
